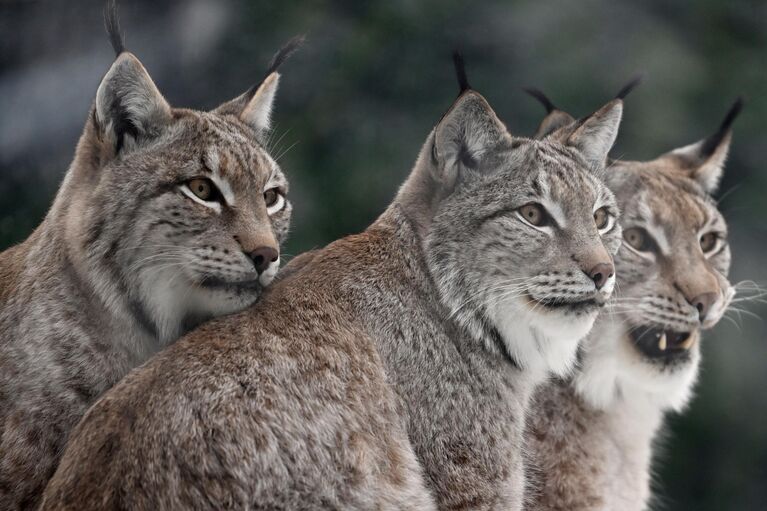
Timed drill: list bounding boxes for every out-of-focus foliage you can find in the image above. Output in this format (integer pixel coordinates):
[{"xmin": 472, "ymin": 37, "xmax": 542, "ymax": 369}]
[{"xmin": 1, "ymin": 1, "xmax": 765, "ymax": 508}]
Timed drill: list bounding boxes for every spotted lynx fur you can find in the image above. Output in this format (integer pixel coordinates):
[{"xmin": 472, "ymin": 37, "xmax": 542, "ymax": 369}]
[
  {"xmin": 40, "ymin": 57, "xmax": 626, "ymax": 511},
  {"xmin": 0, "ymin": 7, "xmax": 298, "ymax": 508},
  {"xmin": 524, "ymin": 91, "xmax": 741, "ymax": 511}
]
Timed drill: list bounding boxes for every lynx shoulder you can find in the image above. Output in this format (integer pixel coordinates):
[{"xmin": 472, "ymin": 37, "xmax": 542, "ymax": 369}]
[
  {"xmin": 0, "ymin": 5, "xmax": 299, "ymax": 508},
  {"xmin": 42, "ymin": 58, "xmax": 625, "ymax": 510},
  {"xmin": 524, "ymin": 91, "xmax": 740, "ymax": 511}
]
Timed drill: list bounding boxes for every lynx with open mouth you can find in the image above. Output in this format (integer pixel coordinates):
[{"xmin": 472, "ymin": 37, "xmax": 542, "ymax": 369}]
[{"xmin": 630, "ymin": 325, "xmax": 697, "ymax": 358}]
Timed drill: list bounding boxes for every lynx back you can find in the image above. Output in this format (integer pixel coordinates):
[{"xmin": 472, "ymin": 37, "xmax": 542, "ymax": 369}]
[
  {"xmin": 42, "ymin": 59, "xmax": 624, "ymax": 511},
  {"xmin": 524, "ymin": 91, "xmax": 740, "ymax": 511},
  {"xmin": 0, "ymin": 7, "xmax": 298, "ymax": 508}
]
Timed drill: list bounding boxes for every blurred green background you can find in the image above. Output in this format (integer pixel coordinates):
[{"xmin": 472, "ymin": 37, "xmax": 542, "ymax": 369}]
[{"xmin": 1, "ymin": 1, "xmax": 765, "ymax": 508}]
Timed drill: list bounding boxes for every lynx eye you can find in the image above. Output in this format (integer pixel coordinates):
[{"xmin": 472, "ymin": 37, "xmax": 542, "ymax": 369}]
[
  {"xmin": 264, "ymin": 188, "xmax": 285, "ymax": 215},
  {"xmin": 623, "ymin": 227, "xmax": 656, "ymax": 254},
  {"xmin": 594, "ymin": 207, "xmax": 610, "ymax": 230},
  {"xmin": 700, "ymin": 232, "xmax": 720, "ymax": 254},
  {"xmin": 186, "ymin": 178, "xmax": 220, "ymax": 202},
  {"xmin": 264, "ymin": 188, "xmax": 278, "ymax": 207},
  {"xmin": 517, "ymin": 203, "xmax": 549, "ymax": 227}
]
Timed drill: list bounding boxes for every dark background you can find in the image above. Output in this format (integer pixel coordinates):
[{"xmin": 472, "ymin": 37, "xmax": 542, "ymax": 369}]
[{"xmin": 1, "ymin": 1, "xmax": 765, "ymax": 508}]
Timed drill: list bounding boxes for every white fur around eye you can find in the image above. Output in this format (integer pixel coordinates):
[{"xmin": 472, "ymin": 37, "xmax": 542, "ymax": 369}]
[
  {"xmin": 701, "ymin": 233, "xmax": 725, "ymax": 257},
  {"xmin": 514, "ymin": 209, "xmax": 554, "ymax": 234},
  {"xmin": 598, "ymin": 212, "xmax": 616, "ymax": 234},
  {"xmin": 621, "ymin": 241, "xmax": 654, "ymax": 260},
  {"xmin": 266, "ymin": 193, "xmax": 285, "ymax": 216},
  {"xmin": 709, "ymin": 238, "xmax": 724, "ymax": 255},
  {"xmin": 515, "ymin": 211, "xmax": 553, "ymax": 234},
  {"xmin": 180, "ymin": 185, "xmax": 222, "ymax": 213}
]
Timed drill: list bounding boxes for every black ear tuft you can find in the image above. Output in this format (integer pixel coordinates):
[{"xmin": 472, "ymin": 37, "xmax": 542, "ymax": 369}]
[
  {"xmin": 244, "ymin": 34, "xmax": 305, "ymax": 102},
  {"xmin": 700, "ymin": 97, "xmax": 744, "ymax": 157},
  {"xmin": 104, "ymin": 0, "xmax": 125, "ymax": 57},
  {"xmin": 452, "ymin": 51, "xmax": 471, "ymax": 95},
  {"xmin": 615, "ymin": 74, "xmax": 643, "ymax": 100},
  {"xmin": 266, "ymin": 34, "xmax": 305, "ymax": 76},
  {"xmin": 523, "ymin": 87, "xmax": 557, "ymax": 113}
]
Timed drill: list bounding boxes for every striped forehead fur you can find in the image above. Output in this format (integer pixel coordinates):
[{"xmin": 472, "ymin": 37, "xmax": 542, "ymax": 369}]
[
  {"xmin": 0, "ymin": 3, "xmax": 297, "ymax": 506},
  {"xmin": 619, "ymin": 165, "xmax": 713, "ymax": 222}
]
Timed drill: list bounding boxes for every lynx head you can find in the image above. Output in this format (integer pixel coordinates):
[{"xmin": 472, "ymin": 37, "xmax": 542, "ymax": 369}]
[
  {"xmin": 61, "ymin": 6, "xmax": 300, "ymax": 344},
  {"xmin": 398, "ymin": 55, "xmax": 623, "ymax": 378},
  {"xmin": 528, "ymin": 91, "xmax": 741, "ymax": 410}
]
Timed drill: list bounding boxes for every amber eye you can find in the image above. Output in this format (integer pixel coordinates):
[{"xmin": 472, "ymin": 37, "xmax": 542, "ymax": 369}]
[
  {"xmin": 518, "ymin": 203, "xmax": 548, "ymax": 227},
  {"xmin": 700, "ymin": 232, "xmax": 719, "ymax": 254},
  {"xmin": 264, "ymin": 188, "xmax": 285, "ymax": 215},
  {"xmin": 623, "ymin": 227, "xmax": 656, "ymax": 253},
  {"xmin": 264, "ymin": 188, "xmax": 279, "ymax": 208},
  {"xmin": 186, "ymin": 178, "xmax": 218, "ymax": 202},
  {"xmin": 594, "ymin": 207, "xmax": 610, "ymax": 230}
]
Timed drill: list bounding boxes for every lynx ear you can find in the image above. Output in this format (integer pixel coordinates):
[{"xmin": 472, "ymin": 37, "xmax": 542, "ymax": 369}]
[
  {"xmin": 95, "ymin": 53, "xmax": 172, "ymax": 153},
  {"xmin": 662, "ymin": 98, "xmax": 743, "ymax": 194},
  {"xmin": 214, "ymin": 35, "xmax": 303, "ymax": 135},
  {"xmin": 240, "ymin": 73, "xmax": 280, "ymax": 132},
  {"xmin": 543, "ymin": 77, "xmax": 638, "ymax": 168},
  {"xmin": 94, "ymin": 0, "xmax": 171, "ymax": 154},
  {"xmin": 432, "ymin": 53, "xmax": 507, "ymax": 187},
  {"xmin": 432, "ymin": 91, "xmax": 508, "ymax": 187},
  {"xmin": 524, "ymin": 88, "xmax": 576, "ymax": 139},
  {"xmin": 562, "ymin": 99, "xmax": 623, "ymax": 170},
  {"xmin": 215, "ymin": 72, "xmax": 281, "ymax": 134}
]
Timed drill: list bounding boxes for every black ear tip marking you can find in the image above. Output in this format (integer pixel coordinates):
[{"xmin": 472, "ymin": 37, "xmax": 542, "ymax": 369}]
[
  {"xmin": 721, "ymin": 96, "xmax": 745, "ymax": 131},
  {"xmin": 244, "ymin": 34, "xmax": 305, "ymax": 102},
  {"xmin": 266, "ymin": 34, "xmax": 306, "ymax": 76},
  {"xmin": 615, "ymin": 74, "xmax": 644, "ymax": 101},
  {"xmin": 104, "ymin": 0, "xmax": 125, "ymax": 57},
  {"xmin": 700, "ymin": 97, "xmax": 745, "ymax": 157},
  {"xmin": 452, "ymin": 50, "xmax": 471, "ymax": 95},
  {"xmin": 523, "ymin": 87, "xmax": 557, "ymax": 113}
]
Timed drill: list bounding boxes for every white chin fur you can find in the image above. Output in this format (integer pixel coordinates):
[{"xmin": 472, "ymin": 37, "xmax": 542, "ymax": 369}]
[
  {"xmin": 137, "ymin": 265, "xmax": 262, "ymax": 345},
  {"xmin": 488, "ymin": 297, "xmax": 597, "ymax": 379},
  {"xmin": 574, "ymin": 319, "xmax": 700, "ymax": 413},
  {"xmin": 600, "ymin": 273, "xmax": 616, "ymax": 298},
  {"xmin": 259, "ymin": 257, "xmax": 280, "ymax": 287}
]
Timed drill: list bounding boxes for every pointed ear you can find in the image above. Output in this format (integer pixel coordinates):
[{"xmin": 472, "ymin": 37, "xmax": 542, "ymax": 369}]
[
  {"xmin": 535, "ymin": 110, "xmax": 576, "ymax": 139},
  {"xmin": 524, "ymin": 88, "xmax": 576, "ymax": 139},
  {"xmin": 662, "ymin": 98, "xmax": 743, "ymax": 194},
  {"xmin": 214, "ymin": 35, "xmax": 303, "ymax": 136},
  {"xmin": 215, "ymin": 72, "xmax": 280, "ymax": 134},
  {"xmin": 95, "ymin": 52, "xmax": 171, "ymax": 153},
  {"xmin": 432, "ymin": 91, "xmax": 508, "ymax": 188},
  {"xmin": 558, "ymin": 99, "xmax": 623, "ymax": 169}
]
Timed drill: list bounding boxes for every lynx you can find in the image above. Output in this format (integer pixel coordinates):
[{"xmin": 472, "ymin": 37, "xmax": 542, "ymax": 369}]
[
  {"xmin": 523, "ymin": 90, "xmax": 740, "ymax": 511},
  {"xmin": 0, "ymin": 6, "xmax": 297, "ymax": 509},
  {"xmin": 42, "ymin": 57, "xmax": 623, "ymax": 510}
]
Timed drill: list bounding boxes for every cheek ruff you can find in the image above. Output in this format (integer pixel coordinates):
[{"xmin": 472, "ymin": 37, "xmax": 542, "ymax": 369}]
[{"xmin": 487, "ymin": 292, "xmax": 597, "ymax": 378}]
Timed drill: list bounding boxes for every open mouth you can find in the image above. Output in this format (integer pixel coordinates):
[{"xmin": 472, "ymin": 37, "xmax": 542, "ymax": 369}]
[{"xmin": 629, "ymin": 325, "xmax": 696, "ymax": 359}]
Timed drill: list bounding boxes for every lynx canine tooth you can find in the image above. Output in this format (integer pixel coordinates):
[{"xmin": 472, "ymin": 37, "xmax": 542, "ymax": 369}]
[
  {"xmin": 658, "ymin": 333, "xmax": 667, "ymax": 351},
  {"xmin": 680, "ymin": 335, "xmax": 695, "ymax": 350}
]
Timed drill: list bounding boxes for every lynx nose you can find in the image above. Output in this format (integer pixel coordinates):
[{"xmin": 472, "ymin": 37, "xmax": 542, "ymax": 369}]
[
  {"xmin": 248, "ymin": 247, "xmax": 279, "ymax": 275},
  {"xmin": 690, "ymin": 292, "xmax": 717, "ymax": 322},
  {"xmin": 587, "ymin": 262, "xmax": 614, "ymax": 290}
]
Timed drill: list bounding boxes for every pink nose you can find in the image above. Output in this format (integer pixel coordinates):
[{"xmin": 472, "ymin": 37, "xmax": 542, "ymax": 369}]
[
  {"xmin": 248, "ymin": 247, "xmax": 278, "ymax": 274},
  {"xmin": 586, "ymin": 262, "xmax": 614, "ymax": 290},
  {"xmin": 690, "ymin": 292, "xmax": 717, "ymax": 321}
]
